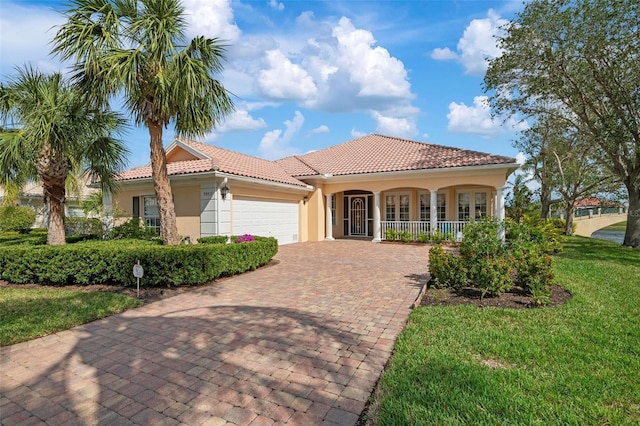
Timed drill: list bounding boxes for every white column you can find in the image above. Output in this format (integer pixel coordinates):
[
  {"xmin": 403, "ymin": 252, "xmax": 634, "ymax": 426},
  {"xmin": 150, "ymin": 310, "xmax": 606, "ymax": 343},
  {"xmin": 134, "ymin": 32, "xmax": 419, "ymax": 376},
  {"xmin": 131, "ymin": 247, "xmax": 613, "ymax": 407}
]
[
  {"xmin": 325, "ymin": 193, "xmax": 334, "ymax": 241},
  {"xmin": 496, "ymin": 187, "xmax": 506, "ymax": 241},
  {"xmin": 429, "ymin": 189, "xmax": 438, "ymax": 235},
  {"xmin": 372, "ymin": 192, "xmax": 381, "ymax": 242}
]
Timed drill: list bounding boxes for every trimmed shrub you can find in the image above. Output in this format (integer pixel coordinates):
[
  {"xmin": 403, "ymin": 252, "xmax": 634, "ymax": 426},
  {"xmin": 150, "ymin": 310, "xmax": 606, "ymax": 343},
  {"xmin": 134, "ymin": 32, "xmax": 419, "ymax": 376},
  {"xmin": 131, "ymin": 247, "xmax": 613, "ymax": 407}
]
[
  {"xmin": 197, "ymin": 235, "xmax": 228, "ymax": 244},
  {"xmin": 385, "ymin": 228, "xmax": 398, "ymax": 241},
  {"xmin": 0, "ymin": 206, "xmax": 36, "ymax": 233},
  {"xmin": 427, "ymin": 218, "xmax": 555, "ymax": 301},
  {"xmin": 416, "ymin": 232, "xmax": 430, "ymax": 244},
  {"xmin": 65, "ymin": 217, "xmax": 102, "ymax": 236},
  {"xmin": 108, "ymin": 218, "xmax": 160, "ymax": 241},
  {"xmin": 398, "ymin": 230, "xmax": 413, "ymax": 243},
  {"xmin": 0, "ymin": 237, "xmax": 278, "ymax": 286},
  {"xmin": 429, "ymin": 245, "xmax": 467, "ymax": 289}
]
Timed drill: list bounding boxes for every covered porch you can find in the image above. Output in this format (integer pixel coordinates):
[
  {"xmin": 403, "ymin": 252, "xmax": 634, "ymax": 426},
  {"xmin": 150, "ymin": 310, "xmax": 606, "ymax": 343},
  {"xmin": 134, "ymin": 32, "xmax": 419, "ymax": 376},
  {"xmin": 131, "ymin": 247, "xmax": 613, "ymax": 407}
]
[{"xmin": 322, "ymin": 186, "xmax": 506, "ymax": 242}]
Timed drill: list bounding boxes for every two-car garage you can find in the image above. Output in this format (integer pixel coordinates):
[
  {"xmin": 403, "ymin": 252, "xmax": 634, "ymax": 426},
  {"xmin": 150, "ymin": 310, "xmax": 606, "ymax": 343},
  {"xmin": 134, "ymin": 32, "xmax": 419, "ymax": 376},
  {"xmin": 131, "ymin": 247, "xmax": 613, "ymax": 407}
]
[{"xmin": 231, "ymin": 197, "xmax": 299, "ymax": 245}]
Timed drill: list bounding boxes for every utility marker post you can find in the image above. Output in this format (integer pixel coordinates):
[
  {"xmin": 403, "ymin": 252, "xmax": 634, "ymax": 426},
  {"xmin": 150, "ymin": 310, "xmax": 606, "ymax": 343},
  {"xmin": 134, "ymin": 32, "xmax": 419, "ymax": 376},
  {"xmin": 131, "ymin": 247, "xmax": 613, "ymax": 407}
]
[{"xmin": 133, "ymin": 261, "xmax": 144, "ymax": 298}]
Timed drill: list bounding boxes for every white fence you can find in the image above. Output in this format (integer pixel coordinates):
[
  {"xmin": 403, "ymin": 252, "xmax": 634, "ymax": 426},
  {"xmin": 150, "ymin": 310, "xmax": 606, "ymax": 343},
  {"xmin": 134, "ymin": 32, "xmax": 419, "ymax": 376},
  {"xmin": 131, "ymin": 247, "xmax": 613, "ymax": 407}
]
[{"xmin": 381, "ymin": 221, "xmax": 467, "ymax": 241}]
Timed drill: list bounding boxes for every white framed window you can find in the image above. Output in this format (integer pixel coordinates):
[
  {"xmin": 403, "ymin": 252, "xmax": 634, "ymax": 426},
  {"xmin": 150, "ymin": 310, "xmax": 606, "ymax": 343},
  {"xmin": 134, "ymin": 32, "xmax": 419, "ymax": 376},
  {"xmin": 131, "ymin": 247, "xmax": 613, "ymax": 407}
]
[
  {"xmin": 385, "ymin": 193, "xmax": 410, "ymax": 221},
  {"xmin": 437, "ymin": 193, "xmax": 447, "ymax": 221},
  {"xmin": 331, "ymin": 194, "xmax": 336, "ymax": 226},
  {"xmin": 456, "ymin": 190, "xmax": 489, "ymax": 221},
  {"xmin": 419, "ymin": 192, "xmax": 447, "ymax": 221},
  {"xmin": 66, "ymin": 205, "xmax": 85, "ymax": 218},
  {"xmin": 143, "ymin": 196, "xmax": 161, "ymax": 232}
]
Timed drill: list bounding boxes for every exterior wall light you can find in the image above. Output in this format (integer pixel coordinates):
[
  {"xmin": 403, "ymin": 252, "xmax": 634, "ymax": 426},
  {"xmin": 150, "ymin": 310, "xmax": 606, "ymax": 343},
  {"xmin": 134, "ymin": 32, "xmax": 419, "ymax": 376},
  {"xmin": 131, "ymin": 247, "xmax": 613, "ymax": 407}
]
[
  {"xmin": 220, "ymin": 183, "xmax": 230, "ymax": 200},
  {"xmin": 303, "ymin": 196, "xmax": 308, "ymax": 204}
]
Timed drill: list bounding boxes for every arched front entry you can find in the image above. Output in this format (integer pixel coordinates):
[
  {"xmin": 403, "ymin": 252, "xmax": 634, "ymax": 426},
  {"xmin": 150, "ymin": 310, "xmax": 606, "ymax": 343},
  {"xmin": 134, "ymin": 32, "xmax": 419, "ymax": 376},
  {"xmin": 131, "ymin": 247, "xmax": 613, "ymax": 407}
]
[{"xmin": 343, "ymin": 191, "xmax": 373, "ymax": 237}]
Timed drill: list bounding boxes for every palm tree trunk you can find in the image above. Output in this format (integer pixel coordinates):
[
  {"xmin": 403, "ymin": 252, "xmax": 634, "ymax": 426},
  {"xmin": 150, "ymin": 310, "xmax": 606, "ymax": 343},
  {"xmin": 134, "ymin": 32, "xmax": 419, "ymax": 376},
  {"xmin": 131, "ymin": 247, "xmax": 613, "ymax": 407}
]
[
  {"xmin": 45, "ymin": 183, "xmax": 66, "ymax": 245},
  {"xmin": 37, "ymin": 146, "xmax": 68, "ymax": 246},
  {"xmin": 147, "ymin": 120, "xmax": 180, "ymax": 245}
]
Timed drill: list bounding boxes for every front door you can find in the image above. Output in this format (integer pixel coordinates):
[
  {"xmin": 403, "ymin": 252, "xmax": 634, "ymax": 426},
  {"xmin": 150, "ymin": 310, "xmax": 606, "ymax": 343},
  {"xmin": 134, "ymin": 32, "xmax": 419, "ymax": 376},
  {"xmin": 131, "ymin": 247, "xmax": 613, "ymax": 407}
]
[{"xmin": 350, "ymin": 196, "xmax": 367, "ymax": 236}]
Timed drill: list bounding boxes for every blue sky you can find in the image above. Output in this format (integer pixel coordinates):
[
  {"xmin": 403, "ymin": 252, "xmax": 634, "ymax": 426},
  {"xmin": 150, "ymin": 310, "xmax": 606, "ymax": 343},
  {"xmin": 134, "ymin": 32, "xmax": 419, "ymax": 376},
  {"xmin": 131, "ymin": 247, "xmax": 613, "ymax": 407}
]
[{"xmin": 1, "ymin": 0, "xmax": 528, "ymax": 169}]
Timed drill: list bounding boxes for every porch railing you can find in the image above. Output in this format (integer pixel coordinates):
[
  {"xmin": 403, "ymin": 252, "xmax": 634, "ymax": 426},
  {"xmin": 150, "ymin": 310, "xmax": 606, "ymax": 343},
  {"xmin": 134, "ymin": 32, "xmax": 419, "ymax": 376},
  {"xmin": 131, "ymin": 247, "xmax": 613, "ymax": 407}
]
[{"xmin": 380, "ymin": 221, "xmax": 467, "ymax": 241}]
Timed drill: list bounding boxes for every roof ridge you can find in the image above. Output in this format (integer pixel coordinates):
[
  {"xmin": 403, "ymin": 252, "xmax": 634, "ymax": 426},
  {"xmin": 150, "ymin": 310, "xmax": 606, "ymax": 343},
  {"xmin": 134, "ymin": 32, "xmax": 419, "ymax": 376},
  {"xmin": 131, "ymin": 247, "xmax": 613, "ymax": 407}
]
[
  {"xmin": 291, "ymin": 155, "xmax": 321, "ymax": 175},
  {"xmin": 184, "ymin": 138, "xmax": 279, "ymax": 164}
]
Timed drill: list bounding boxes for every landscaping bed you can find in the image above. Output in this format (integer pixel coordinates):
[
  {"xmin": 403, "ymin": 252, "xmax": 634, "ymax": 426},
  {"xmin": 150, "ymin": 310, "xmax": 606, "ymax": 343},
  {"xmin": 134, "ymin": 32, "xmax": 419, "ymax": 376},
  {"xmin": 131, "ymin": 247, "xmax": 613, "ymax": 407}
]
[{"xmin": 421, "ymin": 284, "xmax": 572, "ymax": 309}]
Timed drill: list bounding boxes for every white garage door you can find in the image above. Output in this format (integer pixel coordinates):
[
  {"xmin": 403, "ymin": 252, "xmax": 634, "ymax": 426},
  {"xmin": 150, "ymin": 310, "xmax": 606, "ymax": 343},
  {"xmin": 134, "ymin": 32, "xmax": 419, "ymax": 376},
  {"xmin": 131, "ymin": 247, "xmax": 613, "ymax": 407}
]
[{"xmin": 233, "ymin": 197, "xmax": 299, "ymax": 245}]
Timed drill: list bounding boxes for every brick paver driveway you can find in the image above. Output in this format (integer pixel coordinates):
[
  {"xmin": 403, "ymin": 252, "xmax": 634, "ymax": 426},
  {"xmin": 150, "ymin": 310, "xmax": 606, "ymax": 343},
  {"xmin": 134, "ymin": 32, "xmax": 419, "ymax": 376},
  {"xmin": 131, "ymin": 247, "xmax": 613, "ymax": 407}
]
[{"xmin": 0, "ymin": 240, "xmax": 429, "ymax": 425}]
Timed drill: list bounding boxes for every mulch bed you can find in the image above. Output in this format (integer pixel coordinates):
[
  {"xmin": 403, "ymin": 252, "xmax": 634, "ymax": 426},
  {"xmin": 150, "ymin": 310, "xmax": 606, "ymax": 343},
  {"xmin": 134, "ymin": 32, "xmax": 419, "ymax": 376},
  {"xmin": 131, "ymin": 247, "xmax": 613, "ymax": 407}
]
[{"xmin": 421, "ymin": 284, "xmax": 572, "ymax": 309}]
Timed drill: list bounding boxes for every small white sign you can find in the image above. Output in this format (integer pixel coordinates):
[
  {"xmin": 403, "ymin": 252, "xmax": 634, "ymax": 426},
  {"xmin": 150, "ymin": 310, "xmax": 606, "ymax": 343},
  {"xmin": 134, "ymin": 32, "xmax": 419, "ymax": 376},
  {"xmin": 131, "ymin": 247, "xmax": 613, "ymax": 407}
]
[{"xmin": 133, "ymin": 264, "xmax": 144, "ymax": 278}]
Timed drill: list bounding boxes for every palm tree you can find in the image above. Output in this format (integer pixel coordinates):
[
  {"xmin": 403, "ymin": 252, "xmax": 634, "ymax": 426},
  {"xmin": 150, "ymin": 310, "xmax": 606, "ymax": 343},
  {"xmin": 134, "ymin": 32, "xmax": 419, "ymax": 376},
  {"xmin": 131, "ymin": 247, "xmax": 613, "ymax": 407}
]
[
  {"xmin": 52, "ymin": 0, "xmax": 235, "ymax": 245},
  {"xmin": 0, "ymin": 67, "xmax": 128, "ymax": 245}
]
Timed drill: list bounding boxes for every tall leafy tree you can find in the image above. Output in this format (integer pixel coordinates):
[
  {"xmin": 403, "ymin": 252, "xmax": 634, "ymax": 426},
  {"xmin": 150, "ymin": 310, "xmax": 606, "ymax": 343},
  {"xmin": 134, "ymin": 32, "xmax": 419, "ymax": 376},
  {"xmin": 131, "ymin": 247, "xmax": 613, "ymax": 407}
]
[
  {"xmin": 52, "ymin": 0, "xmax": 235, "ymax": 245},
  {"xmin": 0, "ymin": 67, "xmax": 128, "ymax": 245},
  {"xmin": 485, "ymin": 0, "xmax": 640, "ymax": 247}
]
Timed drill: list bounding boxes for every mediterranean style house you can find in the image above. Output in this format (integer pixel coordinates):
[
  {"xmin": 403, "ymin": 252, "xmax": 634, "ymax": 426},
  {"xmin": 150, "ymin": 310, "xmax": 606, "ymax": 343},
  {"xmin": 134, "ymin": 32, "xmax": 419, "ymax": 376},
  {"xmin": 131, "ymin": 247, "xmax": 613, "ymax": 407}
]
[{"xmin": 109, "ymin": 134, "xmax": 519, "ymax": 244}]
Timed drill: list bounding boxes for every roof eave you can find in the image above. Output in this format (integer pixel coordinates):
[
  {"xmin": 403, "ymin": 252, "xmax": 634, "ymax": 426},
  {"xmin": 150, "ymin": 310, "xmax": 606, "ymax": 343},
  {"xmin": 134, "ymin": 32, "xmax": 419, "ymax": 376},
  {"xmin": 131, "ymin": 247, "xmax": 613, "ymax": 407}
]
[
  {"xmin": 298, "ymin": 162, "xmax": 520, "ymax": 183},
  {"xmin": 116, "ymin": 170, "xmax": 313, "ymax": 192}
]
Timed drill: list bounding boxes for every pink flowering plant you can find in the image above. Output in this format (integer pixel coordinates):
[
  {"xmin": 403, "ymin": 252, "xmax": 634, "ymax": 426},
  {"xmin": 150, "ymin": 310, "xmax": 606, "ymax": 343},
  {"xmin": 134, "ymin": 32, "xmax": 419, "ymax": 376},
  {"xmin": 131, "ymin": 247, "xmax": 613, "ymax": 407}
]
[{"xmin": 236, "ymin": 234, "xmax": 255, "ymax": 243}]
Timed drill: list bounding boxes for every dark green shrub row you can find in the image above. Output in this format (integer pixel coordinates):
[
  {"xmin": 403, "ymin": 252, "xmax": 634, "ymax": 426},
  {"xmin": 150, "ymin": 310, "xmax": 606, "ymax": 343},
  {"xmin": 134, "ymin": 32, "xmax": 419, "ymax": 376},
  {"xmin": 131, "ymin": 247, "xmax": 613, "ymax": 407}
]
[
  {"xmin": 0, "ymin": 237, "xmax": 278, "ymax": 286},
  {"xmin": 429, "ymin": 218, "xmax": 555, "ymax": 303},
  {"xmin": 0, "ymin": 206, "xmax": 36, "ymax": 233},
  {"xmin": 107, "ymin": 218, "xmax": 160, "ymax": 241}
]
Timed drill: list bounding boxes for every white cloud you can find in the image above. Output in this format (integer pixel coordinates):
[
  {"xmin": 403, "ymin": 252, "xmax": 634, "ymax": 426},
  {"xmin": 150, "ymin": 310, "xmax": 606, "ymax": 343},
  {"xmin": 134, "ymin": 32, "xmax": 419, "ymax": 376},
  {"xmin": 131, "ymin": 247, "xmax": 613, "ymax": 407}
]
[
  {"xmin": 430, "ymin": 47, "xmax": 458, "ymax": 61},
  {"xmin": 216, "ymin": 109, "xmax": 267, "ymax": 132},
  {"xmin": 447, "ymin": 95, "xmax": 527, "ymax": 137},
  {"xmin": 515, "ymin": 152, "xmax": 527, "ymax": 165},
  {"xmin": 182, "ymin": 0, "xmax": 241, "ymax": 42},
  {"xmin": 432, "ymin": 9, "xmax": 507, "ymax": 75},
  {"xmin": 259, "ymin": 111, "xmax": 305, "ymax": 159},
  {"xmin": 351, "ymin": 129, "xmax": 367, "ymax": 139},
  {"xmin": 371, "ymin": 111, "xmax": 418, "ymax": 139},
  {"xmin": 0, "ymin": 3, "xmax": 64, "ymax": 74},
  {"xmin": 257, "ymin": 50, "xmax": 318, "ymax": 100},
  {"xmin": 307, "ymin": 125, "xmax": 330, "ymax": 136},
  {"xmin": 331, "ymin": 17, "xmax": 411, "ymax": 98},
  {"xmin": 268, "ymin": 0, "xmax": 284, "ymax": 11}
]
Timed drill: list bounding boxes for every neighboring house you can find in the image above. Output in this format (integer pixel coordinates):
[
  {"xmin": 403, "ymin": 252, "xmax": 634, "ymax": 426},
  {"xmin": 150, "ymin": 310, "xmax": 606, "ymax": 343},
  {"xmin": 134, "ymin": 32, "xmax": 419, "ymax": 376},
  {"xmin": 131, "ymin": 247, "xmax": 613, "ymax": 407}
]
[
  {"xmin": 0, "ymin": 180, "xmax": 97, "ymax": 228},
  {"xmin": 111, "ymin": 134, "xmax": 519, "ymax": 245}
]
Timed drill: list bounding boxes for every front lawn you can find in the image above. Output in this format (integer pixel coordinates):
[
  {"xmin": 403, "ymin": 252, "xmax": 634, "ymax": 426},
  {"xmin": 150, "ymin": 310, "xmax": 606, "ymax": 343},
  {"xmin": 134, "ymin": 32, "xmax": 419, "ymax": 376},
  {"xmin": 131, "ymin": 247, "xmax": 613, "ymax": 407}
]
[
  {"xmin": 372, "ymin": 236, "xmax": 640, "ymax": 425},
  {"xmin": 0, "ymin": 287, "xmax": 140, "ymax": 346}
]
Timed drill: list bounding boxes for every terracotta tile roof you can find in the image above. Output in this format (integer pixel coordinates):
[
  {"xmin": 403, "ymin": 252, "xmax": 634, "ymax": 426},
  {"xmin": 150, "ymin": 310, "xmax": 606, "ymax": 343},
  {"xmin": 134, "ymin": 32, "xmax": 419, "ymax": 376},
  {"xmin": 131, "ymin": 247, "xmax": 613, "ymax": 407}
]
[
  {"xmin": 116, "ymin": 139, "xmax": 309, "ymax": 188},
  {"xmin": 279, "ymin": 134, "xmax": 517, "ymax": 177},
  {"xmin": 574, "ymin": 197, "xmax": 616, "ymax": 207}
]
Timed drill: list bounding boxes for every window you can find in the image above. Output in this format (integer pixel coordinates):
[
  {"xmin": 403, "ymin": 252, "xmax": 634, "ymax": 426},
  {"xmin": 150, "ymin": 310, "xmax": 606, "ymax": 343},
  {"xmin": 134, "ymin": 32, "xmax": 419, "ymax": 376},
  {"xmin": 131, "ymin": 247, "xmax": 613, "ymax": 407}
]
[
  {"xmin": 399, "ymin": 195, "xmax": 410, "ymax": 221},
  {"xmin": 385, "ymin": 193, "xmax": 410, "ymax": 221},
  {"xmin": 437, "ymin": 193, "xmax": 447, "ymax": 221},
  {"xmin": 458, "ymin": 193, "xmax": 470, "ymax": 221},
  {"xmin": 385, "ymin": 195, "xmax": 396, "ymax": 221},
  {"xmin": 419, "ymin": 193, "xmax": 430, "ymax": 221},
  {"xmin": 143, "ymin": 196, "xmax": 161, "ymax": 232},
  {"xmin": 331, "ymin": 194, "xmax": 336, "ymax": 226},
  {"xmin": 420, "ymin": 192, "xmax": 447, "ymax": 221},
  {"xmin": 475, "ymin": 193, "xmax": 487, "ymax": 218},
  {"xmin": 456, "ymin": 190, "xmax": 489, "ymax": 221},
  {"xmin": 66, "ymin": 205, "xmax": 85, "ymax": 218}
]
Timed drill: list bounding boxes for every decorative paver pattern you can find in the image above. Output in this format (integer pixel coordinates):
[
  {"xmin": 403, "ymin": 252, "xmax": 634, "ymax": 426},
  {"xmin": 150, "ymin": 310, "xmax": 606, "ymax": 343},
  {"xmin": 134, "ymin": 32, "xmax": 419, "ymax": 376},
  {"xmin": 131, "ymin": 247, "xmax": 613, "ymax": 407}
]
[{"xmin": 0, "ymin": 240, "xmax": 428, "ymax": 425}]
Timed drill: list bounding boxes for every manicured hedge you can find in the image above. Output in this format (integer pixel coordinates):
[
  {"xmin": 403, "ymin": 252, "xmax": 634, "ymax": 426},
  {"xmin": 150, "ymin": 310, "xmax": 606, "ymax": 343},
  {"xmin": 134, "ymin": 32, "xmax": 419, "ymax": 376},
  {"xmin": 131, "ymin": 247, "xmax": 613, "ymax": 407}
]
[{"xmin": 0, "ymin": 237, "xmax": 278, "ymax": 286}]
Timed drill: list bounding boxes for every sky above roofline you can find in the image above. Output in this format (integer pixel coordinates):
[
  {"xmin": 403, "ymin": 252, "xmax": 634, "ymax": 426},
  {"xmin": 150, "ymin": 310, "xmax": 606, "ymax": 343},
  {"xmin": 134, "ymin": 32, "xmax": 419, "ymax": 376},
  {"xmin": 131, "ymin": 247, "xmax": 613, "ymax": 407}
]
[{"xmin": 0, "ymin": 0, "xmax": 529, "ymax": 172}]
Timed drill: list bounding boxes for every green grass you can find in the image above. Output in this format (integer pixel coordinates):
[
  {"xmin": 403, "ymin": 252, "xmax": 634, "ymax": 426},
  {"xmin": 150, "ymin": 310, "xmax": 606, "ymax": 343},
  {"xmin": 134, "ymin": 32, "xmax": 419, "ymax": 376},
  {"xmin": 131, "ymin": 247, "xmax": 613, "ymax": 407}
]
[
  {"xmin": 374, "ymin": 236, "xmax": 640, "ymax": 425},
  {"xmin": 601, "ymin": 221, "xmax": 627, "ymax": 232},
  {"xmin": 0, "ymin": 287, "xmax": 140, "ymax": 346}
]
